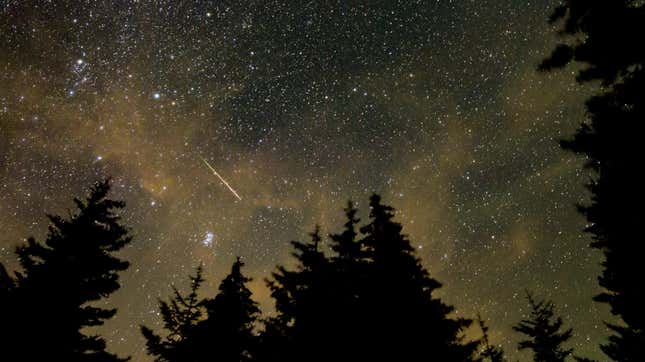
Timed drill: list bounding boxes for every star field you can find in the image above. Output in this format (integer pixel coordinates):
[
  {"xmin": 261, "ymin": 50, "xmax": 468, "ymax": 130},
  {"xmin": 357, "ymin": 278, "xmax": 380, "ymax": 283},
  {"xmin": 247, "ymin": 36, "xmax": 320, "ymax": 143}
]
[{"xmin": 0, "ymin": 1, "xmax": 607, "ymax": 360}]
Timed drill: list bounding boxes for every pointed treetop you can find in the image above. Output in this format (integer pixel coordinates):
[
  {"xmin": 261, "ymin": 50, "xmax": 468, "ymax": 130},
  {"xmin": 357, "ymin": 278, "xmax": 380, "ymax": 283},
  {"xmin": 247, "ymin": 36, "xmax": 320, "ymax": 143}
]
[
  {"xmin": 513, "ymin": 291, "xmax": 573, "ymax": 362},
  {"xmin": 330, "ymin": 201, "xmax": 361, "ymax": 259}
]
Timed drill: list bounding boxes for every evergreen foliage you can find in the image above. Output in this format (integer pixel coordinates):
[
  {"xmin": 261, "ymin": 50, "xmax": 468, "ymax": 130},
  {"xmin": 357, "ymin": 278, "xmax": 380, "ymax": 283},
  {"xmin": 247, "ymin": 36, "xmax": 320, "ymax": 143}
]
[
  {"xmin": 0, "ymin": 179, "xmax": 131, "ymax": 361},
  {"xmin": 263, "ymin": 194, "xmax": 478, "ymax": 361},
  {"xmin": 541, "ymin": 2, "xmax": 645, "ymax": 358},
  {"xmin": 142, "ymin": 258, "xmax": 259, "ymax": 362},
  {"xmin": 478, "ymin": 315, "xmax": 506, "ymax": 362},
  {"xmin": 513, "ymin": 292, "xmax": 573, "ymax": 362},
  {"xmin": 141, "ymin": 266, "xmax": 205, "ymax": 362}
]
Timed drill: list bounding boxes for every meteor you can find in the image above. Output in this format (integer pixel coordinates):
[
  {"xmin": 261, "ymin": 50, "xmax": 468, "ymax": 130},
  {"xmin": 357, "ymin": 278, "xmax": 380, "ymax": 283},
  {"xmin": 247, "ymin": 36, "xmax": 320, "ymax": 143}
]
[{"xmin": 200, "ymin": 156, "xmax": 242, "ymax": 201}]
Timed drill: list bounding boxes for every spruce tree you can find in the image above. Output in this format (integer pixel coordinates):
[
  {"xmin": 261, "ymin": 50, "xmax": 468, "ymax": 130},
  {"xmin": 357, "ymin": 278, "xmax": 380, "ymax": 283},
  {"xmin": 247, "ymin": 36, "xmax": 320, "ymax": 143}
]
[
  {"xmin": 0, "ymin": 179, "xmax": 131, "ymax": 361},
  {"xmin": 0, "ymin": 263, "xmax": 14, "ymax": 299},
  {"xmin": 141, "ymin": 265, "xmax": 205, "ymax": 362},
  {"xmin": 196, "ymin": 257, "xmax": 260, "ymax": 362},
  {"xmin": 359, "ymin": 194, "xmax": 477, "ymax": 361},
  {"xmin": 327, "ymin": 201, "xmax": 366, "ymax": 360},
  {"xmin": 143, "ymin": 259, "xmax": 260, "ymax": 362},
  {"xmin": 261, "ymin": 207, "xmax": 366, "ymax": 362},
  {"xmin": 263, "ymin": 226, "xmax": 334, "ymax": 362},
  {"xmin": 477, "ymin": 315, "xmax": 506, "ymax": 362},
  {"xmin": 541, "ymin": 2, "xmax": 645, "ymax": 359},
  {"xmin": 329, "ymin": 201, "xmax": 362, "ymax": 263},
  {"xmin": 539, "ymin": 1, "xmax": 644, "ymax": 85},
  {"xmin": 513, "ymin": 292, "xmax": 573, "ymax": 362},
  {"xmin": 263, "ymin": 195, "xmax": 478, "ymax": 361}
]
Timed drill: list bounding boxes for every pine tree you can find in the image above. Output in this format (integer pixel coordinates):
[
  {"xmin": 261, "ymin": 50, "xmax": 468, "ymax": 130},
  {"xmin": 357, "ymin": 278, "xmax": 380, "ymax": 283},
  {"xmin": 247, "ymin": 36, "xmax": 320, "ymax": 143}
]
[
  {"xmin": 539, "ymin": 1, "xmax": 643, "ymax": 85},
  {"xmin": 262, "ymin": 205, "xmax": 365, "ymax": 362},
  {"xmin": 141, "ymin": 265, "xmax": 205, "ymax": 362},
  {"xmin": 0, "ymin": 263, "xmax": 15, "ymax": 328},
  {"xmin": 477, "ymin": 315, "xmax": 506, "ymax": 362},
  {"xmin": 513, "ymin": 292, "xmax": 573, "ymax": 362},
  {"xmin": 0, "ymin": 263, "xmax": 14, "ymax": 298},
  {"xmin": 196, "ymin": 257, "xmax": 260, "ymax": 362},
  {"xmin": 326, "ymin": 201, "xmax": 366, "ymax": 360},
  {"xmin": 262, "ymin": 195, "xmax": 478, "ymax": 361},
  {"xmin": 541, "ymin": 2, "xmax": 645, "ymax": 360},
  {"xmin": 142, "ymin": 259, "xmax": 260, "ymax": 362},
  {"xmin": 359, "ymin": 194, "xmax": 478, "ymax": 361},
  {"xmin": 329, "ymin": 201, "xmax": 362, "ymax": 263},
  {"xmin": 263, "ymin": 226, "xmax": 334, "ymax": 362},
  {"xmin": 0, "ymin": 179, "xmax": 131, "ymax": 361}
]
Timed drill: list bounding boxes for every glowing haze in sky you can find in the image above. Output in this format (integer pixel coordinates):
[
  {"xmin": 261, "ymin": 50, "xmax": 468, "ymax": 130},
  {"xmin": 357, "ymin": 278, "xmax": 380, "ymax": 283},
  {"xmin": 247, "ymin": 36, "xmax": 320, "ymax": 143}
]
[{"xmin": 0, "ymin": 1, "xmax": 606, "ymax": 360}]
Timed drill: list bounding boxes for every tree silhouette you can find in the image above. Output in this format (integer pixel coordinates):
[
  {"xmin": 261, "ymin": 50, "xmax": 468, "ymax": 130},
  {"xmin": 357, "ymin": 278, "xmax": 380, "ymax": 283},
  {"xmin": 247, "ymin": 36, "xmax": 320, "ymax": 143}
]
[
  {"xmin": 326, "ymin": 201, "xmax": 368, "ymax": 361},
  {"xmin": 141, "ymin": 265, "xmax": 205, "ymax": 362},
  {"xmin": 0, "ymin": 179, "xmax": 131, "ymax": 361},
  {"xmin": 262, "ymin": 226, "xmax": 335, "ymax": 362},
  {"xmin": 0, "ymin": 263, "xmax": 14, "ymax": 300},
  {"xmin": 359, "ymin": 194, "xmax": 478, "ymax": 361},
  {"xmin": 513, "ymin": 292, "xmax": 573, "ymax": 362},
  {"xmin": 477, "ymin": 315, "xmax": 506, "ymax": 362},
  {"xmin": 541, "ymin": 2, "xmax": 645, "ymax": 359},
  {"xmin": 142, "ymin": 258, "xmax": 260, "ymax": 362},
  {"xmin": 262, "ymin": 194, "xmax": 478, "ymax": 361},
  {"xmin": 539, "ymin": 1, "xmax": 644, "ymax": 85},
  {"xmin": 573, "ymin": 358, "xmax": 598, "ymax": 362},
  {"xmin": 196, "ymin": 257, "xmax": 260, "ymax": 362},
  {"xmin": 329, "ymin": 201, "xmax": 362, "ymax": 263}
]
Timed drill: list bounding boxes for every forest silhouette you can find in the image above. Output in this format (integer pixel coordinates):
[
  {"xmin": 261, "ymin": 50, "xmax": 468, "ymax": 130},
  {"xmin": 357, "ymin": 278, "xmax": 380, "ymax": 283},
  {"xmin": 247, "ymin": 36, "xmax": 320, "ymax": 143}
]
[
  {"xmin": 0, "ymin": 181, "xmax": 603, "ymax": 362},
  {"xmin": 1, "ymin": 0, "xmax": 644, "ymax": 361},
  {"xmin": 540, "ymin": 0, "xmax": 645, "ymax": 360}
]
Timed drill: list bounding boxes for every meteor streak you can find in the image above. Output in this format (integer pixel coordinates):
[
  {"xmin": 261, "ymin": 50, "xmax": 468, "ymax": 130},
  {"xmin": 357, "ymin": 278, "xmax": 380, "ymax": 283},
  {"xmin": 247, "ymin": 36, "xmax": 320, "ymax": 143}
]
[{"xmin": 200, "ymin": 156, "xmax": 242, "ymax": 201}]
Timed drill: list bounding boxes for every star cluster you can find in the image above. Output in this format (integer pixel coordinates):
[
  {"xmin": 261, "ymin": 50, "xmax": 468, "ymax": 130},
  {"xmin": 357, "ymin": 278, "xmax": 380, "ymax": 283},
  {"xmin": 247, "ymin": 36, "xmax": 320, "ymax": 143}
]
[{"xmin": 0, "ymin": 1, "xmax": 606, "ymax": 360}]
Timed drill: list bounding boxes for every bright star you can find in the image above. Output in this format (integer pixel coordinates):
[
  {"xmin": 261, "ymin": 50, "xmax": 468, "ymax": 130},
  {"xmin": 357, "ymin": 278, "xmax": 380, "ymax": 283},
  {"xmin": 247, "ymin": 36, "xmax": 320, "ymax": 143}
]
[{"xmin": 202, "ymin": 232, "xmax": 214, "ymax": 247}]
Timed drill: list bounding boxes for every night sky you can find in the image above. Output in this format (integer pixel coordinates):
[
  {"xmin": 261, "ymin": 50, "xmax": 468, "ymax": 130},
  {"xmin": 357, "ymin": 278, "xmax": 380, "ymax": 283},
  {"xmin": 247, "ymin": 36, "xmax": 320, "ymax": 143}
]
[{"xmin": 1, "ymin": 1, "xmax": 608, "ymax": 360}]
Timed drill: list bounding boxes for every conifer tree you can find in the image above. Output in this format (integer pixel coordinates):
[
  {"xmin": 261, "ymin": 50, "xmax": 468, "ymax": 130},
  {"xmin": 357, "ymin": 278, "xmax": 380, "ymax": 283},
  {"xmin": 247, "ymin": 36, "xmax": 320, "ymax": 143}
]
[
  {"xmin": 142, "ymin": 259, "xmax": 260, "ymax": 362},
  {"xmin": 513, "ymin": 292, "xmax": 573, "ymax": 362},
  {"xmin": 261, "ymin": 206, "xmax": 365, "ymax": 362},
  {"xmin": 358, "ymin": 194, "xmax": 478, "ymax": 361},
  {"xmin": 541, "ymin": 2, "xmax": 645, "ymax": 359},
  {"xmin": 0, "ymin": 263, "xmax": 15, "ymax": 330},
  {"xmin": 478, "ymin": 315, "xmax": 506, "ymax": 362},
  {"xmin": 326, "ymin": 201, "xmax": 366, "ymax": 360},
  {"xmin": 263, "ymin": 195, "xmax": 478, "ymax": 361},
  {"xmin": 0, "ymin": 179, "xmax": 131, "ymax": 361},
  {"xmin": 539, "ymin": 1, "xmax": 643, "ymax": 85},
  {"xmin": 0, "ymin": 263, "xmax": 14, "ymax": 299},
  {"xmin": 141, "ymin": 265, "xmax": 205, "ymax": 362},
  {"xmin": 196, "ymin": 257, "xmax": 260, "ymax": 362},
  {"xmin": 263, "ymin": 226, "xmax": 334, "ymax": 362},
  {"xmin": 329, "ymin": 201, "xmax": 362, "ymax": 263}
]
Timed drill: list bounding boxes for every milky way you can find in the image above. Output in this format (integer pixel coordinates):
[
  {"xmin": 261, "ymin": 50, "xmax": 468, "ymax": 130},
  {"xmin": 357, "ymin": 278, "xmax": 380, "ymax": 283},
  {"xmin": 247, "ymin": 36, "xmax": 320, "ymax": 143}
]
[{"xmin": 1, "ymin": 1, "xmax": 607, "ymax": 360}]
